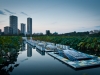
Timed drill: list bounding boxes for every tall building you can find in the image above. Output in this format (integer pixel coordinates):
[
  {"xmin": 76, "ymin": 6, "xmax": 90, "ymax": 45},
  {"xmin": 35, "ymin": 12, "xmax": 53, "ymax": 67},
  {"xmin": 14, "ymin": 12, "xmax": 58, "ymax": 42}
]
[
  {"xmin": 10, "ymin": 15, "xmax": 18, "ymax": 34},
  {"xmin": 21, "ymin": 23, "xmax": 25, "ymax": 34},
  {"xmin": 4, "ymin": 26, "xmax": 12, "ymax": 34},
  {"xmin": 18, "ymin": 29, "xmax": 21, "ymax": 34},
  {"xmin": 0, "ymin": 29, "xmax": 2, "ymax": 35},
  {"xmin": 27, "ymin": 18, "xmax": 32, "ymax": 35},
  {"xmin": 46, "ymin": 30, "xmax": 50, "ymax": 35}
]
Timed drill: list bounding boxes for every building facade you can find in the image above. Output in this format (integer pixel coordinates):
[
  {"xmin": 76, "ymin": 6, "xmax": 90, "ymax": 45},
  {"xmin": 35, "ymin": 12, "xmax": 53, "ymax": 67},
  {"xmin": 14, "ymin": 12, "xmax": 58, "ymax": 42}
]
[
  {"xmin": 46, "ymin": 30, "xmax": 50, "ymax": 35},
  {"xmin": 10, "ymin": 15, "xmax": 18, "ymax": 34},
  {"xmin": 21, "ymin": 23, "xmax": 25, "ymax": 34},
  {"xmin": 27, "ymin": 18, "xmax": 32, "ymax": 35},
  {"xmin": 89, "ymin": 30, "xmax": 100, "ymax": 34},
  {"xmin": 4, "ymin": 26, "xmax": 12, "ymax": 34},
  {"xmin": 18, "ymin": 29, "xmax": 21, "ymax": 34},
  {"xmin": 0, "ymin": 29, "xmax": 2, "ymax": 35}
]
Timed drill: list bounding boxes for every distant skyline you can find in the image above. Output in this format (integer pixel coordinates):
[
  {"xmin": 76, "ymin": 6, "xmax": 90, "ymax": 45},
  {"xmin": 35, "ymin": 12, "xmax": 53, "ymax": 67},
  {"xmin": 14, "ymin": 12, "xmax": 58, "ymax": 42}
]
[{"xmin": 0, "ymin": 0, "xmax": 100, "ymax": 34}]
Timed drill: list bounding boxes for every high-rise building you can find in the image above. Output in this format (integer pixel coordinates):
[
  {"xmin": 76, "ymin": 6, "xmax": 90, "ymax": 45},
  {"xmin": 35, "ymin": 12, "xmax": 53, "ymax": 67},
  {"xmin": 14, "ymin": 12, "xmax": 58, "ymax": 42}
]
[
  {"xmin": 4, "ymin": 26, "xmax": 12, "ymax": 34},
  {"xmin": 0, "ymin": 29, "xmax": 2, "ymax": 35},
  {"xmin": 10, "ymin": 15, "xmax": 18, "ymax": 34},
  {"xmin": 21, "ymin": 23, "xmax": 25, "ymax": 34},
  {"xmin": 18, "ymin": 29, "xmax": 21, "ymax": 34},
  {"xmin": 27, "ymin": 18, "xmax": 32, "ymax": 35},
  {"xmin": 46, "ymin": 30, "xmax": 50, "ymax": 35}
]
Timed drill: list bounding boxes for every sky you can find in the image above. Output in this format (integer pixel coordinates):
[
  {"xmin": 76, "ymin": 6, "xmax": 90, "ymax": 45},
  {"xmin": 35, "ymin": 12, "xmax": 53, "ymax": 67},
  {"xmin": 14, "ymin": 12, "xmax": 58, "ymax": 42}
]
[{"xmin": 0, "ymin": 0, "xmax": 100, "ymax": 34}]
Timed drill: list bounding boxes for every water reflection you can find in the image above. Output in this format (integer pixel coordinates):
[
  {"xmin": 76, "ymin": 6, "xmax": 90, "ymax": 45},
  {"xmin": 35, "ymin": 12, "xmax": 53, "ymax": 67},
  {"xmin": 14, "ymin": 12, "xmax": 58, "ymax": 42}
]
[
  {"xmin": 0, "ymin": 53, "xmax": 19, "ymax": 75},
  {"xmin": 27, "ymin": 44, "xmax": 32, "ymax": 57},
  {"xmin": 1, "ymin": 41, "xmax": 100, "ymax": 75},
  {"xmin": 21, "ymin": 41, "xmax": 26, "ymax": 51},
  {"xmin": 21, "ymin": 58, "xmax": 28, "ymax": 62},
  {"xmin": 36, "ymin": 48, "xmax": 45, "ymax": 56}
]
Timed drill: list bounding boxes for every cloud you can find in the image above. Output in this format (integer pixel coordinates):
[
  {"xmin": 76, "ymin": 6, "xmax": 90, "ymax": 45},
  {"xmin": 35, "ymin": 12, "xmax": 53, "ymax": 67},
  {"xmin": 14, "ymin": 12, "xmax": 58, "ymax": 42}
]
[
  {"xmin": 0, "ymin": 18, "xmax": 9, "ymax": 23},
  {"xmin": 0, "ymin": 10, "xmax": 5, "ymax": 15},
  {"xmin": 21, "ymin": 12, "xmax": 28, "ymax": 16},
  {"xmin": 81, "ymin": 27, "xmax": 85, "ymax": 28},
  {"xmin": 4, "ymin": 9, "xmax": 16, "ymax": 14},
  {"xmin": 95, "ymin": 26, "xmax": 100, "ymax": 28},
  {"xmin": 0, "ymin": 20, "xmax": 5, "ymax": 23},
  {"xmin": 51, "ymin": 22, "xmax": 57, "ymax": 24}
]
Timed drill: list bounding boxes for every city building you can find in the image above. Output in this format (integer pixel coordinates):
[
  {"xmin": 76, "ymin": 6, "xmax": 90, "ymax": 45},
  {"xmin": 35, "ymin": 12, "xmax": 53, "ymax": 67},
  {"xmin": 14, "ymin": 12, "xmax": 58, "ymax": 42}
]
[
  {"xmin": 27, "ymin": 18, "xmax": 32, "ymax": 35},
  {"xmin": 4, "ymin": 26, "xmax": 12, "ymax": 34},
  {"xmin": 21, "ymin": 23, "xmax": 25, "ymax": 34},
  {"xmin": 10, "ymin": 15, "xmax": 18, "ymax": 34},
  {"xmin": 46, "ymin": 30, "xmax": 50, "ymax": 35},
  {"xmin": 93, "ymin": 30, "xmax": 100, "ymax": 34},
  {"xmin": 33, "ymin": 33, "xmax": 43, "ymax": 35},
  {"xmin": 18, "ymin": 29, "xmax": 21, "ymax": 34},
  {"xmin": 0, "ymin": 29, "xmax": 2, "ymax": 35},
  {"xmin": 89, "ymin": 30, "xmax": 100, "ymax": 34},
  {"xmin": 89, "ymin": 31, "xmax": 94, "ymax": 34},
  {"xmin": 53, "ymin": 32, "xmax": 58, "ymax": 35}
]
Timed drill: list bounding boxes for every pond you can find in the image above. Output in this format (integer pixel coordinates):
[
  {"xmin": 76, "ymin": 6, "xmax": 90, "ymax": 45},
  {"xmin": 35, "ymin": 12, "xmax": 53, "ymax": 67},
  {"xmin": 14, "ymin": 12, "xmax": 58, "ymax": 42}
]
[{"xmin": 1, "ymin": 41, "xmax": 100, "ymax": 75}]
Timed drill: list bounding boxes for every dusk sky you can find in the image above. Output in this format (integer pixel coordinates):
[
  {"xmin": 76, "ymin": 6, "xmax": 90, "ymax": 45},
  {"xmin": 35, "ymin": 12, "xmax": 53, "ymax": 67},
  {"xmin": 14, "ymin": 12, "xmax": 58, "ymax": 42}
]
[{"xmin": 0, "ymin": 0, "xmax": 100, "ymax": 34}]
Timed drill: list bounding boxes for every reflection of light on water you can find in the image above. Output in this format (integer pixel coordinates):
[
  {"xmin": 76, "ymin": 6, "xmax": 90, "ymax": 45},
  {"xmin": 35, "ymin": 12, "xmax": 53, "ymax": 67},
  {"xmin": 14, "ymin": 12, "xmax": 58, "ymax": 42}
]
[
  {"xmin": 21, "ymin": 41, "xmax": 26, "ymax": 51},
  {"xmin": 3, "ymin": 41, "xmax": 100, "ymax": 75},
  {"xmin": 14, "ymin": 64, "xmax": 19, "ymax": 67},
  {"xmin": 18, "ymin": 51, "xmax": 25, "ymax": 54},
  {"xmin": 27, "ymin": 44, "xmax": 32, "ymax": 57},
  {"xmin": 21, "ymin": 58, "xmax": 28, "ymax": 62},
  {"xmin": 2, "ymin": 62, "xmax": 20, "ymax": 74},
  {"xmin": 36, "ymin": 48, "xmax": 45, "ymax": 56}
]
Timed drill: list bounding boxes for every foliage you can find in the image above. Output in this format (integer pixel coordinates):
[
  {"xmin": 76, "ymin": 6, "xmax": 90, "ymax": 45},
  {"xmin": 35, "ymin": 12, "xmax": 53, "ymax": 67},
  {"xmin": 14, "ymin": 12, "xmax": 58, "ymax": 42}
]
[
  {"xmin": 0, "ymin": 36, "xmax": 22, "ymax": 62},
  {"xmin": 32, "ymin": 35, "xmax": 100, "ymax": 54}
]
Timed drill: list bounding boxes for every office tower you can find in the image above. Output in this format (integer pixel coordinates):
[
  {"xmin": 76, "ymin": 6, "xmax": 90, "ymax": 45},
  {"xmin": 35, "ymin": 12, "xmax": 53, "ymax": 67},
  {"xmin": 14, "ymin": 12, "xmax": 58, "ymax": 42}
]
[
  {"xmin": 10, "ymin": 15, "xmax": 18, "ymax": 34},
  {"xmin": 27, "ymin": 18, "xmax": 32, "ymax": 35},
  {"xmin": 18, "ymin": 29, "xmax": 21, "ymax": 34},
  {"xmin": 4, "ymin": 26, "xmax": 12, "ymax": 34},
  {"xmin": 21, "ymin": 23, "xmax": 25, "ymax": 34},
  {"xmin": 27, "ymin": 44, "xmax": 32, "ymax": 57},
  {"xmin": 46, "ymin": 30, "xmax": 50, "ymax": 35}
]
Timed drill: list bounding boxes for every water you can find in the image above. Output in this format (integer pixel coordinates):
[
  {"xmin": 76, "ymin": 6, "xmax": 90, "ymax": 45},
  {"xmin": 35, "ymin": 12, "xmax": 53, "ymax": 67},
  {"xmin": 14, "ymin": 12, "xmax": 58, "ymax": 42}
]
[{"xmin": 1, "ymin": 41, "xmax": 100, "ymax": 75}]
